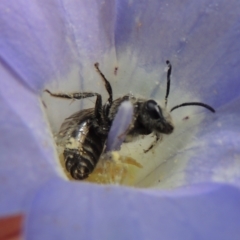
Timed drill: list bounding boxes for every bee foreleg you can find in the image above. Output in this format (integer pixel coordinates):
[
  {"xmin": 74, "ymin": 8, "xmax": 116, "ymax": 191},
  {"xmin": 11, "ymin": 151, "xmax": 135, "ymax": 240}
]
[{"xmin": 143, "ymin": 134, "xmax": 161, "ymax": 153}]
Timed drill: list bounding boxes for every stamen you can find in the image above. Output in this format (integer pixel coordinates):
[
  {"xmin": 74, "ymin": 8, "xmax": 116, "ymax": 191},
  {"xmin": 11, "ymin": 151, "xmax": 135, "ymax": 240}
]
[{"xmin": 106, "ymin": 101, "xmax": 134, "ymax": 152}]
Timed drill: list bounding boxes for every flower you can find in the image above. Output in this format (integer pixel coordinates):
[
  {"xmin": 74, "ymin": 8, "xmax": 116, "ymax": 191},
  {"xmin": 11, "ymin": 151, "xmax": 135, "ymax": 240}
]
[{"xmin": 0, "ymin": 0, "xmax": 240, "ymax": 239}]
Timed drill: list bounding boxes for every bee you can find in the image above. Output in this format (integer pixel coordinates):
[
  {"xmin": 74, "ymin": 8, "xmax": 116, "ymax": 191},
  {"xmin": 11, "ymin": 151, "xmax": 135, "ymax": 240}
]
[{"xmin": 45, "ymin": 61, "xmax": 215, "ymax": 180}]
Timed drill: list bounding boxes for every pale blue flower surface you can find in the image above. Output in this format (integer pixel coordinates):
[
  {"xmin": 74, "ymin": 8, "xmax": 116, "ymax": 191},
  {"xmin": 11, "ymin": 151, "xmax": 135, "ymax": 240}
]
[{"xmin": 0, "ymin": 0, "xmax": 240, "ymax": 239}]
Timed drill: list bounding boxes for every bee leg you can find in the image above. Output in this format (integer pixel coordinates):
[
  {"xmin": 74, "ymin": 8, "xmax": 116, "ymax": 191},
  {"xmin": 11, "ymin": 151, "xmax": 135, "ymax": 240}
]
[
  {"xmin": 45, "ymin": 89, "xmax": 99, "ymax": 101},
  {"xmin": 143, "ymin": 134, "xmax": 161, "ymax": 153},
  {"xmin": 94, "ymin": 63, "xmax": 113, "ymax": 115},
  {"xmin": 93, "ymin": 93, "xmax": 103, "ymax": 121},
  {"xmin": 45, "ymin": 89, "xmax": 104, "ymax": 122}
]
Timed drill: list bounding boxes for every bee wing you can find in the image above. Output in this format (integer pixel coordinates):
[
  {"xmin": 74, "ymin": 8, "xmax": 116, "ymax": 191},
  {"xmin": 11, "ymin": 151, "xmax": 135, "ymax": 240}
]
[{"xmin": 56, "ymin": 108, "xmax": 94, "ymax": 146}]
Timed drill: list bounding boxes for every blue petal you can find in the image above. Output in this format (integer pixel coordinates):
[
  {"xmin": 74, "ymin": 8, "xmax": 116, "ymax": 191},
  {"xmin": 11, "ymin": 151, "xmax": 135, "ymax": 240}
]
[
  {"xmin": 0, "ymin": 1, "xmax": 240, "ymax": 239},
  {"xmin": 0, "ymin": 63, "xmax": 58, "ymax": 214},
  {"xmin": 25, "ymin": 180, "xmax": 240, "ymax": 240},
  {"xmin": 0, "ymin": 0, "xmax": 75, "ymax": 91},
  {"xmin": 186, "ymin": 97, "xmax": 240, "ymax": 185},
  {"xmin": 114, "ymin": 0, "xmax": 240, "ymax": 106}
]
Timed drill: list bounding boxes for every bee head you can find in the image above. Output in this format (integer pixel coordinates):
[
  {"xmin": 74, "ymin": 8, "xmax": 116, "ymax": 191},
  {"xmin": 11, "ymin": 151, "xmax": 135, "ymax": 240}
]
[{"xmin": 141, "ymin": 99, "xmax": 174, "ymax": 134}]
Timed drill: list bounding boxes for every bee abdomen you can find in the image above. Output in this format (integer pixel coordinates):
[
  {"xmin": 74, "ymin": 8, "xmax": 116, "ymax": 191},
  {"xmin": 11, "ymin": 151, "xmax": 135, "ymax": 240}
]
[
  {"xmin": 64, "ymin": 149, "xmax": 94, "ymax": 180},
  {"xmin": 64, "ymin": 132, "xmax": 106, "ymax": 180}
]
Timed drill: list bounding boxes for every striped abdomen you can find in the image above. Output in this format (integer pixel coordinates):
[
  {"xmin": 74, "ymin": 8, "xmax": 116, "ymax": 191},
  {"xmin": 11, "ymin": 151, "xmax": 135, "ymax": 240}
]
[{"xmin": 64, "ymin": 120, "xmax": 107, "ymax": 180}]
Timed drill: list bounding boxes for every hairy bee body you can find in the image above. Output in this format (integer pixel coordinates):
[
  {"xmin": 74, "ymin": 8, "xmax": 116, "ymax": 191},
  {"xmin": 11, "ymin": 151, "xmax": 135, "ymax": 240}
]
[
  {"xmin": 46, "ymin": 61, "xmax": 214, "ymax": 180},
  {"xmin": 56, "ymin": 108, "xmax": 109, "ymax": 180},
  {"xmin": 109, "ymin": 94, "xmax": 173, "ymax": 142}
]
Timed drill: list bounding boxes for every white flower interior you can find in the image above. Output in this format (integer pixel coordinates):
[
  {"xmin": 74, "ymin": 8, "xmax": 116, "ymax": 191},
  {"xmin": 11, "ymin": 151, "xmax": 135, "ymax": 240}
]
[{"xmin": 42, "ymin": 56, "xmax": 210, "ymax": 189}]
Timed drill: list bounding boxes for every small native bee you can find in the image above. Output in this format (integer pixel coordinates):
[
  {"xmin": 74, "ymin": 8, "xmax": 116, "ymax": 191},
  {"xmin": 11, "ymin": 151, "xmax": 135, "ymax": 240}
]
[{"xmin": 45, "ymin": 61, "xmax": 215, "ymax": 180}]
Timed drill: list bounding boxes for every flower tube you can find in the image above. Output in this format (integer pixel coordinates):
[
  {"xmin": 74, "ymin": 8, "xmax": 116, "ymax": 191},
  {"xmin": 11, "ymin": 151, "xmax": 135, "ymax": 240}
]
[{"xmin": 0, "ymin": 0, "xmax": 240, "ymax": 239}]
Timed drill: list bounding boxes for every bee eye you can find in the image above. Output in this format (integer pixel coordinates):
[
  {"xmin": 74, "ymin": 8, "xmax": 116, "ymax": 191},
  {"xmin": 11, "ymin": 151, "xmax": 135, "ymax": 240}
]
[{"xmin": 146, "ymin": 100, "xmax": 162, "ymax": 119}]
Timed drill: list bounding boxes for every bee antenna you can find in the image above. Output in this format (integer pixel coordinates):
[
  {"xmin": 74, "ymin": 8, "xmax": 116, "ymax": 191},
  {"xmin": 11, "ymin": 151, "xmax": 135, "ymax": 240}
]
[
  {"xmin": 170, "ymin": 102, "xmax": 215, "ymax": 113},
  {"xmin": 165, "ymin": 60, "xmax": 172, "ymax": 108}
]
